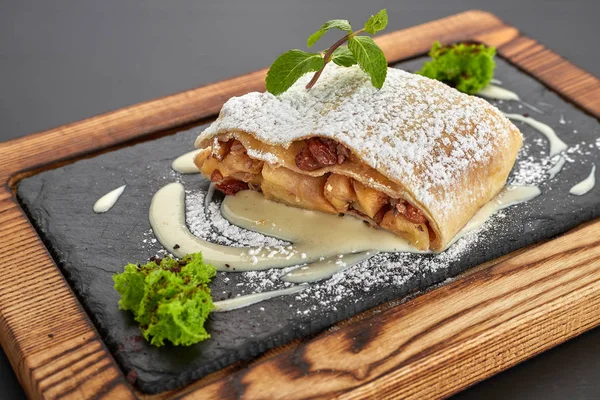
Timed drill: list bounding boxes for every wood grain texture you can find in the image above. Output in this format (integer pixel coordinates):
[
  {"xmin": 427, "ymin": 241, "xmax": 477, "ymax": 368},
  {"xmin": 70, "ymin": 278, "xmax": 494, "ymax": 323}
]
[
  {"xmin": 0, "ymin": 10, "xmax": 599, "ymax": 399},
  {"xmin": 181, "ymin": 221, "xmax": 600, "ymax": 399}
]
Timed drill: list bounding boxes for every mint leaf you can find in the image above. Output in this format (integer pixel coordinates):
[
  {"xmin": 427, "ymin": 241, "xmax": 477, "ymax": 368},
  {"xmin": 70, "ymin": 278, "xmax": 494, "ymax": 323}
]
[
  {"xmin": 266, "ymin": 50, "xmax": 324, "ymax": 95},
  {"xmin": 348, "ymin": 36, "xmax": 387, "ymax": 88},
  {"xmin": 364, "ymin": 9, "xmax": 388, "ymax": 34},
  {"xmin": 331, "ymin": 46, "xmax": 357, "ymax": 67},
  {"xmin": 307, "ymin": 19, "xmax": 352, "ymax": 48}
]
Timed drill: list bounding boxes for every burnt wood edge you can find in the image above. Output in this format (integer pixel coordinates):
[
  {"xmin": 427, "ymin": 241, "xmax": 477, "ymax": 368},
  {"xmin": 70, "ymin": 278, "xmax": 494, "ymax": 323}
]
[
  {"xmin": 177, "ymin": 221, "xmax": 600, "ymax": 399},
  {"xmin": 0, "ymin": 186, "xmax": 136, "ymax": 400},
  {"xmin": 0, "ymin": 9, "xmax": 597, "ymax": 400}
]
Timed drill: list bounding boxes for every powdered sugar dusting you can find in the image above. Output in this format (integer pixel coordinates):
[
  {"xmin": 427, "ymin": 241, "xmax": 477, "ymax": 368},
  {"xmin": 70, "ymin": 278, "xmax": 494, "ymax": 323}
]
[{"xmin": 246, "ymin": 147, "xmax": 279, "ymax": 165}]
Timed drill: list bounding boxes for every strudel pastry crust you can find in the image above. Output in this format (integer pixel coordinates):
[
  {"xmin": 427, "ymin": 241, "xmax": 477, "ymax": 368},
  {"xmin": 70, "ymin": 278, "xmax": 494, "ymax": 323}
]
[{"xmin": 194, "ymin": 64, "xmax": 522, "ymax": 250}]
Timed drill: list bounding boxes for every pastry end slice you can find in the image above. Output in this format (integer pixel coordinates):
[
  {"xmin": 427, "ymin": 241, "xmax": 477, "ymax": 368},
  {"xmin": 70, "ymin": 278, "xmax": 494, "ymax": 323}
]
[{"xmin": 194, "ymin": 65, "xmax": 522, "ymax": 251}]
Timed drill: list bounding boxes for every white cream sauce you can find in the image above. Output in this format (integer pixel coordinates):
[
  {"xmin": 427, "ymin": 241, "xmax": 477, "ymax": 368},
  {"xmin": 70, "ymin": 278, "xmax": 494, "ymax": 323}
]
[
  {"xmin": 479, "ymin": 86, "xmax": 543, "ymax": 114},
  {"xmin": 547, "ymin": 156, "xmax": 566, "ymax": 179},
  {"xmin": 287, "ymin": 185, "xmax": 540, "ymax": 281},
  {"xmin": 149, "ymin": 183, "xmax": 422, "ymax": 272},
  {"xmin": 504, "ymin": 113, "xmax": 568, "ymax": 157},
  {"xmin": 171, "ymin": 150, "xmax": 201, "ymax": 174},
  {"xmin": 569, "ymin": 165, "xmax": 596, "ymax": 196},
  {"xmin": 446, "ymin": 185, "xmax": 541, "ymax": 248},
  {"xmin": 221, "ymin": 191, "xmax": 422, "ymax": 253},
  {"xmin": 282, "ymin": 252, "xmax": 374, "ymax": 283},
  {"xmin": 281, "ymin": 185, "xmax": 540, "ymax": 282},
  {"xmin": 150, "ymin": 182, "xmax": 541, "ymax": 282},
  {"xmin": 213, "ymin": 285, "xmax": 308, "ymax": 312},
  {"xmin": 478, "ymin": 84, "xmax": 519, "ymax": 101},
  {"xmin": 204, "ymin": 183, "xmax": 216, "ymax": 210},
  {"xmin": 93, "ymin": 185, "xmax": 126, "ymax": 213}
]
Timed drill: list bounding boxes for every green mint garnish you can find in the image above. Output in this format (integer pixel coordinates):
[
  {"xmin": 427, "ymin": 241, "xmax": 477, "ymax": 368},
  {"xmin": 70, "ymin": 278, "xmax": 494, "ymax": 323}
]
[
  {"xmin": 364, "ymin": 9, "xmax": 389, "ymax": 34},
  {"xmin": 265, "ymin": 50, "xmax": 324, "ymax": 95},
  {"xmin": 348, "ymin": 36, "xmax": 387, "ymax": 88},
  {"xmin": 307, "ymin": 19, "xmax": 352, "ymax": 48},
  {"xmin": 113, "ymin": 253, "xmax": 216, "ymax": 347},
  {"xmin": 331, "ymin": 46, "xmax": 357, "ymax": 67},
  {"xmin": 266, "ymin": 9, "xmax": 389, "ymax": 95}
]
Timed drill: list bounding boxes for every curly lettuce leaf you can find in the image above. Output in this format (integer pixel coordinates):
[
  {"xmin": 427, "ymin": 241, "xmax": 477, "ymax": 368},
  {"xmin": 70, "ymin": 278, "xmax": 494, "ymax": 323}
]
[
  {"xmin": 417, "ymin": 41, "xmax": 496, "ymax": 94},
  {"xmin": 113, "ymin": 253, "xmax": 216, "ymax": 347}
]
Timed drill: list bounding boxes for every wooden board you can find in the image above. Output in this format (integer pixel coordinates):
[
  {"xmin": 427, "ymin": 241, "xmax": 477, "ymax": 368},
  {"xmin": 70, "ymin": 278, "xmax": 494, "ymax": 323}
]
[{"xmin": 0, "ymin": 10, "xmax": 599, "ymax": 399}]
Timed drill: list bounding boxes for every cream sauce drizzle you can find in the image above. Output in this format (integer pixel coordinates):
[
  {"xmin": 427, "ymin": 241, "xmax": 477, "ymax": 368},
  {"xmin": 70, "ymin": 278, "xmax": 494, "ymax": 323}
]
[
  {"xmin": 282, "ymin": 252, "xmax": 374, "ymax": 283},
  {"xmin": 569, "ymin": 165, "xmax": 596, "ymax": 196},
  {"xmin": 479, "ymin": 86, "xmax": 543, "ymax": 114},
  {"xmin": 478, "ymin": 84, "xmax": 519, "ymax": 101},
  {"xmin": 285, "ymin": 185, "xmax": 541, "ymax": 282},
  {"xmin": 204, "ymin": 183, "xmax": 216, "ymax": 210},
  {"xmin": 93, "ymin": 185, "xmax": 126, "ymax": 213},
  {"xmin": 221, "ymin": 191, "xmax": 422, "ymax": 253},
  {"xmin": 504, "ymin": 113, "xmax": 568, "ymax": 157},
  {"xmin": 149, "ymin": 183, "xmax": 422, "ymax": 271},
  {"xmin": 447, "ymin": 185, "xmax": 541, "ymax": 248},
  {"xmin": 547, "ymin": 156, "xmax": 566, "ymax": 179},
  {"xmin": 213, "ymin": 285, "xmax": 308, "ymax": 312},
  {"xmin": 150, "ymin": 183, "xmax": 541, "ymax": 280},
  {"xmin": 171, "ymin": 150, "xmax": 201, "ymax": 174}
]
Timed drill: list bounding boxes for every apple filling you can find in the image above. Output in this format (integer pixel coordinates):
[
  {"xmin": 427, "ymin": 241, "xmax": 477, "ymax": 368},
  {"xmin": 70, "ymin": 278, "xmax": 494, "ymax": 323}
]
[{"xmin": 196, "ymin": 138, "xmax": 433, "ymax": 250}]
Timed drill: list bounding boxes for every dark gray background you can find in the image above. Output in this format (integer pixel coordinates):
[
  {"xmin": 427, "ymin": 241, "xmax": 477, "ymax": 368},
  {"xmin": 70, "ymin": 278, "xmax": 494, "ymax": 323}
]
[{"xmin": 1, "ymin": 1, "xmax": 598, "ymax": 398}]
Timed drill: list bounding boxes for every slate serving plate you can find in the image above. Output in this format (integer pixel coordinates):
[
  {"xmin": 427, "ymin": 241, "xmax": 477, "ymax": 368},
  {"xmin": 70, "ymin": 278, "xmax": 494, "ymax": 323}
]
[{"xmin": 17, "ymin": 57, "xmax": 600, "ymax": 394}]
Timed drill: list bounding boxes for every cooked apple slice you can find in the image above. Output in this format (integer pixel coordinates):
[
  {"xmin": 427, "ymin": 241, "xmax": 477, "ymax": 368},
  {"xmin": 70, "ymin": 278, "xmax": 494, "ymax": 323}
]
[
  {"xmin": 380, "ymin": 210, "xmax": 430, "ymax": 250},
  {"xmin": 324, "ymin": 174, "xmax": 357, "ymax": 212},
  {"xmin": 196, "ymin": 145, "xmax": 263, "ymax": 185},
  {"xmin": 261, "ymin": 164, "xmax": 335, "ymax": 214},
  {"xmin": 352, "ymin": 180, "xmax": 389, "ymax": 219}
]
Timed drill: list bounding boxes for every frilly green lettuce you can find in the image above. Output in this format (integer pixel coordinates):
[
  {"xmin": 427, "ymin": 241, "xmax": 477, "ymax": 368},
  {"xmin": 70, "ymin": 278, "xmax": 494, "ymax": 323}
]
[
  {"xmin": 417, "ymin": 41, "xmax": 496, "ymax": 94},
  {"xmin": 113, "ymin": 253, "xmax": 216, "ymax": 347}
]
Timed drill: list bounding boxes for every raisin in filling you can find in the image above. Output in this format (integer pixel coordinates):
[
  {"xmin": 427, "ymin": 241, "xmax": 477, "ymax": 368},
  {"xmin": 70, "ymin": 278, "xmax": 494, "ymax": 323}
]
[
  {"xmin": 210, "ymin": 168, "xmax": 249, "ymax": 196},
  {"xmin": 295, "ymin": 138, "xmax": 350, "ymax": 171}
]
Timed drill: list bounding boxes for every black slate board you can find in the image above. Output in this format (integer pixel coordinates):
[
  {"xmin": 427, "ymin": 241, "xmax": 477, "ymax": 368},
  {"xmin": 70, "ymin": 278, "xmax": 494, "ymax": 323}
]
[{"xmin": 17, "ymin": 57, "xmax": 600, "ymax": 394}]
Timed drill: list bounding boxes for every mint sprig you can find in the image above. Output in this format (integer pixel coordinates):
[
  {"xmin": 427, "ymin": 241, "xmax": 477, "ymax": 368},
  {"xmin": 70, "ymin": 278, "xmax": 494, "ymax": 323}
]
[
  {"xmin": 364, "ymin": 9, "xmax": 388, "ymax": 34},
  {"xmin": 265, "ymin": 50, "xmax": 324, "ymax": 95},
  {"xmin": 331, "ymin": 46, "xmax": 357, "ymax": 67},
  {"xmin": 307, "ymin": 19, "xmax": 352, "ymax": 48},
  {"xmin": 266, "ymin": 9, "xmax": 389, "ymax": 95},
  {"xmin": 348, "ymin": 36, "xmax": 387, "ymax": 88}
]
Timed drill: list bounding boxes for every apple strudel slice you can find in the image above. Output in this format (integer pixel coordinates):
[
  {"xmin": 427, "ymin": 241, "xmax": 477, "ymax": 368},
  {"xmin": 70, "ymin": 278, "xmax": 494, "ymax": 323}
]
[{"xmin": 194, "ymin": 64, "xmax": 522, "ymax": 250}]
